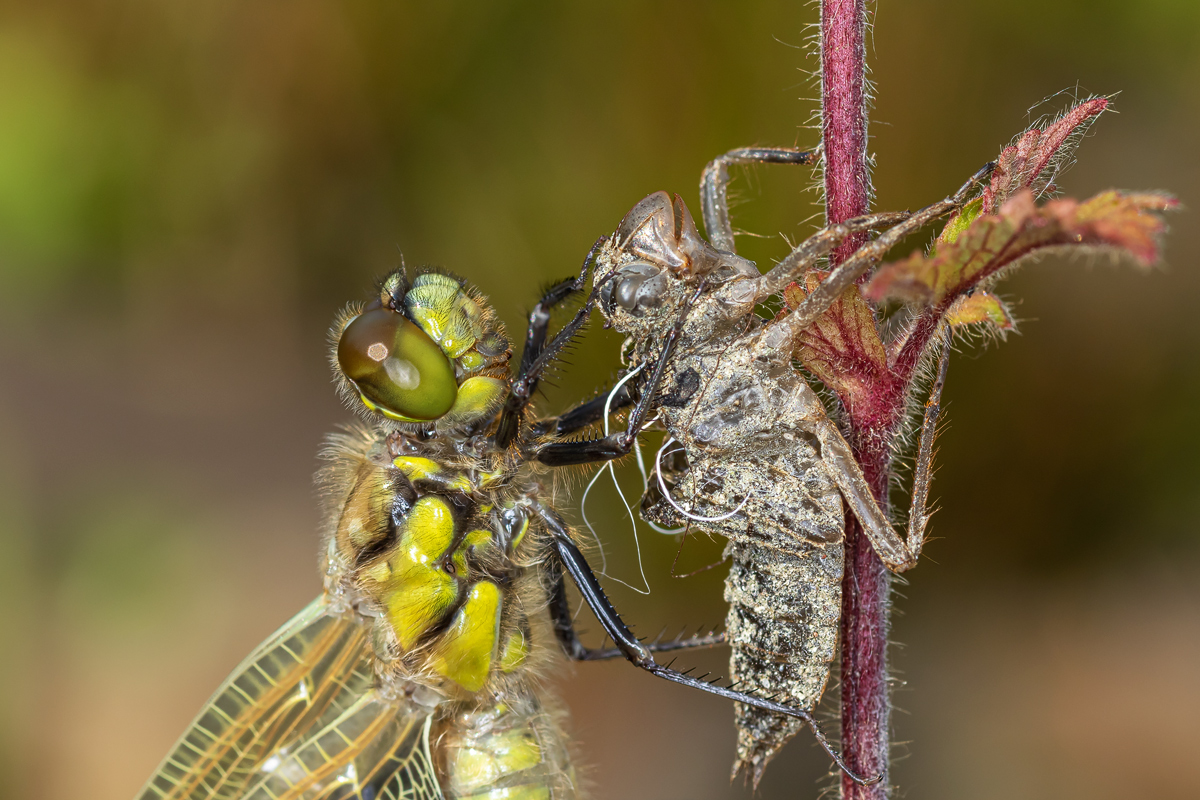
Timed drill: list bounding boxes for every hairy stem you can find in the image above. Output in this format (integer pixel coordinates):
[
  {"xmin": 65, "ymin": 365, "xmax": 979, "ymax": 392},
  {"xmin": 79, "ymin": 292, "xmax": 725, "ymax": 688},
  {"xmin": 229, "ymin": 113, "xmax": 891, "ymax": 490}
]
[
  {"xmin": 822, "ymin": 0, "xmax": 872, "ymax": 267},
  {"xmin": 839, "ymin": 432, "xmax": 892, "ymax": 799},
  {"xmin": 820, "ymin": 2, "xmax": 892, "ymax": 798}
]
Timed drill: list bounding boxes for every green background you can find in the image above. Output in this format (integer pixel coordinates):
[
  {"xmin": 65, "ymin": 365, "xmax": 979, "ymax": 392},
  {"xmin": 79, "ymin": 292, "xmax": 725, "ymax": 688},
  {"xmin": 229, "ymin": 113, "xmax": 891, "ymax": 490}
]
[{"xmin": 0, "ymin": 2, "xmax": 1196, "ymax": 798}]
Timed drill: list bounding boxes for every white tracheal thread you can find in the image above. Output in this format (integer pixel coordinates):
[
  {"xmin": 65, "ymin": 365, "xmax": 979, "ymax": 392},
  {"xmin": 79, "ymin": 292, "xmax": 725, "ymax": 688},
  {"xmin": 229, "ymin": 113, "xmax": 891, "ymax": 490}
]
[
  {"xmin": 638, "ymin": 434, "xmax": 687, "ymax": 535},
  {"xmin": 654, "ymin": 437, "xmax": 752, "ymax": 523},
  {"xmin": 579, "ymin": 364, "xmax": 651, "ymax": 595}
]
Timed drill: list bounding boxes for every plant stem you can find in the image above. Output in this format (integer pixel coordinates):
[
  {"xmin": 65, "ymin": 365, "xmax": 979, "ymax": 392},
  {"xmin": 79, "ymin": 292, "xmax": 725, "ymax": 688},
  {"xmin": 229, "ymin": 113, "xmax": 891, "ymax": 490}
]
[
  {"xmin": 838, "ymin": 431, "xmax": 893, "ymax": 800},
  {"xmin": 821, "ymin": 0, "xmax": 872, "ymax": 265},
  {"xmin": 820, "ymin": 1, "xmax": 893, "ymax": 798}
]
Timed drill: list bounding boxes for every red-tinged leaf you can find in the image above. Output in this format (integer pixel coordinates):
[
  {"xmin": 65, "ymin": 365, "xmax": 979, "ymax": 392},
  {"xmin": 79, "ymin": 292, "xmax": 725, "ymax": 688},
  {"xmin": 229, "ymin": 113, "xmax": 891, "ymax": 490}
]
[
  {"xmin": 945, "ymin": 291, "xmax": 1015, "ymax": 331},
  {"xmin": 785, "ymin": 272, "xmax": 890, "ymax": 414},
  {"xmin": 1057, "ymin": 190, "xmax": 1178, "ymax": 265},
  {"xmin": 866, "ymin": 189, "xmax": 1177, "ymax": 309},
  {"xmin": 982, "ymin": 98, "xmax": 1109, "ymax": 213}
]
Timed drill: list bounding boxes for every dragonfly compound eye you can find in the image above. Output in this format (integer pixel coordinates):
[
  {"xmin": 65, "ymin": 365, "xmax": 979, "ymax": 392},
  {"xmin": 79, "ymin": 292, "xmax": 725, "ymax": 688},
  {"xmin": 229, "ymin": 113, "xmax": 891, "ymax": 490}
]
[
  {"xmin": 601, "ymin": 261, "xmax": 667, "ymax": 315},
  {"xmin": 337, "ymin": 307, "xmax": 458, "ymax": 421}
]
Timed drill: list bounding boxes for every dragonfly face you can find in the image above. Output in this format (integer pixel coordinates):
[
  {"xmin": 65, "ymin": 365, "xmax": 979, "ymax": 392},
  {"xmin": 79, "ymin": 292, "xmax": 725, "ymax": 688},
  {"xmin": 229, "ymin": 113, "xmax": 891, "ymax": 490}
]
[
  {"xmin": 332, "ymin": 270, "xmax": 512, "ymax": 427},
  {"xmin": 596, "ymin": 191, "xmax": 764, "ymax": 351}
]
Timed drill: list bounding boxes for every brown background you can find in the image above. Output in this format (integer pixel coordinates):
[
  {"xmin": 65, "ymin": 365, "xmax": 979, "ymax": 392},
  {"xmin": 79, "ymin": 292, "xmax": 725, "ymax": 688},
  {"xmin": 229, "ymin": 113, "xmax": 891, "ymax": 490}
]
[{"xmin": 0, "ymin": 2, "xmax": 1196, "ymax": 799}]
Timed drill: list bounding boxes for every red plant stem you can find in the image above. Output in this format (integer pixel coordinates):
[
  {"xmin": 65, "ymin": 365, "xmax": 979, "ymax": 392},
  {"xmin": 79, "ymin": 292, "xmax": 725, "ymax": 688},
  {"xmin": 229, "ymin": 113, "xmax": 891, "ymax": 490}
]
[
  {"xmin": 839, "ymin": 432, "xmax": 892, "ymax": 799},
  {"xmin": 822, "ymin": 0, "xmax": 871, "ymax": 266},
  {"xmin": 892, "ymin": 309, "xmax": 941, "ymax": 387},
  {"xmin": 820, "ymin": 2, "xmax": 893, "ymax": 798}
]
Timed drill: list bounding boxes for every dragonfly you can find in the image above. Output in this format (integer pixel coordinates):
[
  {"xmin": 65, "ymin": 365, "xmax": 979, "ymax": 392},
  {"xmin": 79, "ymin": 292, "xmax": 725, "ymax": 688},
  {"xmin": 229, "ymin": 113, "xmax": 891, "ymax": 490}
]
[
  {"xmin": 535, "ymin": 147, "xmax": 994, "ymax": 785},
  {"xmin": 133, "ymin": 260, "xmax": 859, "ymax": 799}
]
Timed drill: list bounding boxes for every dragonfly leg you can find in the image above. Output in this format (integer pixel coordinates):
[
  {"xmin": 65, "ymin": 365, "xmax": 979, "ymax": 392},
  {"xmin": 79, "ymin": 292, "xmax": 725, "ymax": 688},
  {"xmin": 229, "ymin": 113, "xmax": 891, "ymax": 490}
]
[
  {"xmin": 495, "ymin": 237, "xmax": 607, "ymax": 446},
  {"xmin": 544, "ymin": 550, "xmax": 724, "ymax": 661},
  {"xmin": 533, "ymin": 502, "xmax": 879, "ymax": 786},
  {"xmin": 804, "ymin": 332, "xmax": 952, "ymax": 573},
  {"xmin": 535, "ymin": 281, "xmax": 705, "ymax": 467},
  {"xmin": 755, "ymin": 161, "xmax": 996, "ymax": 339},
  {"xmin": 700, "ymin": 147, "xmax": 817, "ymax": 253},
  {"xmin": 528, "ymin": 380, "xmax": 636, "ymax": 439}
]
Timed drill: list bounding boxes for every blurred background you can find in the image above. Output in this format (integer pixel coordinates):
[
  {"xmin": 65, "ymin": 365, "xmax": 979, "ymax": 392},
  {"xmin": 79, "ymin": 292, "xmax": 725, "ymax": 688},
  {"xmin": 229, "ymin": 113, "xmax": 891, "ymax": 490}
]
[{"xmin": 0, "ymin": 1, "xmax": 1196, "ymax": 798}]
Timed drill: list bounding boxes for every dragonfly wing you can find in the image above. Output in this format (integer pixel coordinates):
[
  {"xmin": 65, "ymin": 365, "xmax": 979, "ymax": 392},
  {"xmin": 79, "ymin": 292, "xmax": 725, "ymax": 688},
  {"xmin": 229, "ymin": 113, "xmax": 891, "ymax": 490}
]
[
  {"xmin": 137, "ymin": 596, "xmax": 375, "ymax": 800},
  {"xmin": 242, "ymin": 691, "xmax": 442, "ymax": 800}
]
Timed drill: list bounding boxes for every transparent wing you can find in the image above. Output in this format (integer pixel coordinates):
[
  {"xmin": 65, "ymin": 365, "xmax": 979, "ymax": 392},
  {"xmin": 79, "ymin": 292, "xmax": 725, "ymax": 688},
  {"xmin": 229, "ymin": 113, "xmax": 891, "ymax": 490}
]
[
  {"xmin": 136, "ymin": 596, "xmax": 445, "ymax": 800},
  {"xmin": 241, "ymin": 691, "xmax": 441, "ymax": 800}
]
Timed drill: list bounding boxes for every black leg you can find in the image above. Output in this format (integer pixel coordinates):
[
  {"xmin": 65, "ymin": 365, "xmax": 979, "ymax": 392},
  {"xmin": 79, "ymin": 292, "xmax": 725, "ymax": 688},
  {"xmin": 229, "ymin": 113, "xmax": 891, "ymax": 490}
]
[
  {"xmin": 528, "ymin": 380, "xmax": 636, "ymax": 439},
  {"xmin": 535, "ymin": 280, "xmax": 706, "ymax": 467},
  {"xmin": 533, "ymin": 503, "xmax": 878, "ymax": 786},
  {"xmin": 496, "ymin": 237, "xmax": 615, "ymax": 448},
  {"xmin": 494, "ymin": 275, "xmax": 583, "ymax": 447},
  {"xmin": 495, "ymin": 238, "xmax": 606, "ymax": 447},
  {"xmin": 545, "ymin": 551, "xmax": 724, "ymax": 661},
  {"xmin": 521, "ymin": 279, "xmax": 583, "ymax": 376},
  {"xmin": 534, "ymin": 434, "xmax": 635, "ymax": 467}
]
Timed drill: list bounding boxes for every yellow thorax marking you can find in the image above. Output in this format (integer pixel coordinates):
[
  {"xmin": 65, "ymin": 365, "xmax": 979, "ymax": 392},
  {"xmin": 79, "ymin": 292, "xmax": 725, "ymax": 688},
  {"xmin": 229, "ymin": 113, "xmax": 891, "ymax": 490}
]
[
  {"xmin": 463, "ymin": 528, "xmax": 493, "ymax": 559},
  {"xmin": 393, "ymin": 456, "xmax": 473, "ymax": 492},
  {"xmin": 477, "ymin": 468, "xmax": 505, "ymax": 489},
  {"xmin": 392, "ymin": 456, "xmax": 442, "ymax": 480},
  {"xmin": 360, "ymin": 488, "xmax": 510, "ymax": 690},
  {"xmin": 373, "ymin": 495, "xmax": 460, "ymax": 650},
  {"xmin": 510, "ymin": 515, "xmax": 530, "ymax": 551},
  {"xmin": 431, "ymin": 581, "xmax": 503, "ymax": 692},
  {"xmin": 392, "ymin": 457, "xmax": 508, "ymax": 496}
]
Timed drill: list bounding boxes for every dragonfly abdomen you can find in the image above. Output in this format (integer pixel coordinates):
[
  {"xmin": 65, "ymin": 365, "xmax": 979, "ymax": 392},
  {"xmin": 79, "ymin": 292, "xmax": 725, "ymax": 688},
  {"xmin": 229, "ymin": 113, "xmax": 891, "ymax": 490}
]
[
  {"xmin": 725, "ymin": 531, "xmax": 843, "ymax": 784},
  {"xmin": 666, "ymin": 430, "xmax": 847, "ymax": 785},
  {"xmin": 436, "ymin": 688, "xmax": 577, "ymax": 800}
]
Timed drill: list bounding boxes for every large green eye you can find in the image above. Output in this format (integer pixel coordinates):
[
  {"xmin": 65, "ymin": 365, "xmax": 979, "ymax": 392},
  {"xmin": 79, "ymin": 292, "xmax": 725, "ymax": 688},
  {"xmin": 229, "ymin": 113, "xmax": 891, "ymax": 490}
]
[{"xmin": 337, "ymin": 308, "xmax": 458, "ymax": 421}]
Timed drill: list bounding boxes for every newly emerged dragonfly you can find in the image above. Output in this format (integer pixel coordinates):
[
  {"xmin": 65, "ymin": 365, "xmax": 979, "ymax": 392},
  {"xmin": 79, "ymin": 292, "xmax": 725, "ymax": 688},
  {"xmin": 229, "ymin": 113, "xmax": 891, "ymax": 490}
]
[
  {"xmin": 134, "ymin": 263, "xmax": 858, "ymax": 800},
  {"xmin": 537, "ymin": 149, "xmax": 994, "ymax": 784}
]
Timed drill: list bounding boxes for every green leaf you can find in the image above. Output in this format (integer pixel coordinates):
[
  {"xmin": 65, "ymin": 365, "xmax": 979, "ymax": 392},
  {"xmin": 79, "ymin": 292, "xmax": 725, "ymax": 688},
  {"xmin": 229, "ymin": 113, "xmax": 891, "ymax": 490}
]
[
  {"xmin": 937, "ymin": 196, "xmax": 984, "ymax": 248},
  {"xmin": 945, "ymin": 291, "xmax": 1015, "ymax": 331}
]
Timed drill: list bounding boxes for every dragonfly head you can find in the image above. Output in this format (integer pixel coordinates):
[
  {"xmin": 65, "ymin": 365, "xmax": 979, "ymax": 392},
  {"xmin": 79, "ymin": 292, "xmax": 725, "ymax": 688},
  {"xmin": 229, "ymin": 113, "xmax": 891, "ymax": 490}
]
[
  {"xmin": 331, "ymin": 268, "xmax": 511, "ymax": 427},
  {"xmin": 610, "ymin": 191, "xmax": 722, "ymax": 278},
  {"xmin": 597, "ymin": 192, "xmax": 760, "ymax": 332}
]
